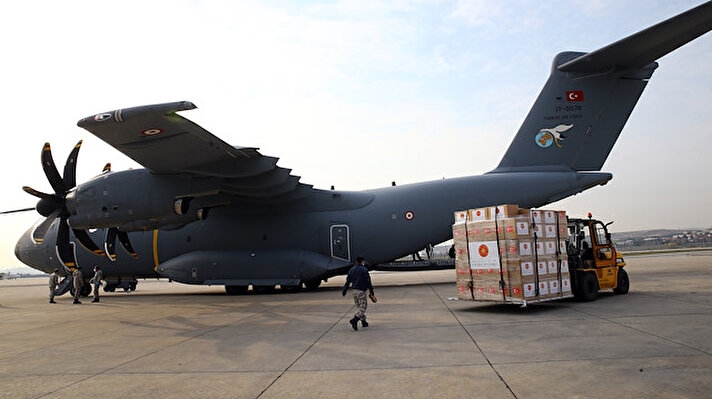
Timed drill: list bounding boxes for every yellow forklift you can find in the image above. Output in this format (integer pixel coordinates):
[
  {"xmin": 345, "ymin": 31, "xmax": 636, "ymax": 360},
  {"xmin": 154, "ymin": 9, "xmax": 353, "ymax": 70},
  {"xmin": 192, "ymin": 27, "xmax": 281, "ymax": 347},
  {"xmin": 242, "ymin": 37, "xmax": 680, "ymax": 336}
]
[{"xmin": 567, "ymin": 214, "xmax": 629, "ymax": 301}]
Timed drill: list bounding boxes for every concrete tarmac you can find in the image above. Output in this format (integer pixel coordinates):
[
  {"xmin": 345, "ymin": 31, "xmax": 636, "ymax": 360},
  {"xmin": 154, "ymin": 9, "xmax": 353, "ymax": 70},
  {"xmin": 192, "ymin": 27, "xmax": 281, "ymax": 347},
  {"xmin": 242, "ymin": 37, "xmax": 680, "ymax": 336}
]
[{"xmin": 0, "ymin": 254, "xmax": 710, "ymax": 398}]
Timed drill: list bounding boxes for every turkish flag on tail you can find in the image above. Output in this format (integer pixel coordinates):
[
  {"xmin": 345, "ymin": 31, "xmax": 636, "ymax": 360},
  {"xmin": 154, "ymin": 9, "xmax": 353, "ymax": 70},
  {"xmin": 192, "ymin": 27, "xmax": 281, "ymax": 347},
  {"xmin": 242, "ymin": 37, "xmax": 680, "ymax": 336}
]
[{"xmin": 566, "ymin": 90, "xmax": 584, "ymax": 102}]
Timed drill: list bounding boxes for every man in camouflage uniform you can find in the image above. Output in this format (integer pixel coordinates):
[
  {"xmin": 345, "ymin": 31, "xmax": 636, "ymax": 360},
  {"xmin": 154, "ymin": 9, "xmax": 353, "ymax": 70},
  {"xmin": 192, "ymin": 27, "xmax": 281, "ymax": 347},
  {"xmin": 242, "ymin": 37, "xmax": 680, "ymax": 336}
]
[
  {"xmin": 48, "ymin": 268, "xmax": 60, "ymax": 304},
  {"xmin": 72, "ymin": 268, "xmax": 84, "ymax": 305},
  {"xmin": 89, "ymin": 266, "xmax": 104, "ymax": 303},
  {"xmin": 342, "ymin": 256, "xmax": 375, "ymax": 331}
]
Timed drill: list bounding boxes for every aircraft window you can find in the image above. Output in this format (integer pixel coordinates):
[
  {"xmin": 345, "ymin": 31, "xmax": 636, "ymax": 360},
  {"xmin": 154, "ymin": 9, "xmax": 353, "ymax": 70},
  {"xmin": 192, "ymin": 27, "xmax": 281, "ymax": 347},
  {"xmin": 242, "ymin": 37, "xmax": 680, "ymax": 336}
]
[
  {"xmin": 595, "ymin": 223, "xmax": 609, "ymax": 245},
  {"xmin": 80, "ymin": 186, "xmax": 95, "ymax": 197}
]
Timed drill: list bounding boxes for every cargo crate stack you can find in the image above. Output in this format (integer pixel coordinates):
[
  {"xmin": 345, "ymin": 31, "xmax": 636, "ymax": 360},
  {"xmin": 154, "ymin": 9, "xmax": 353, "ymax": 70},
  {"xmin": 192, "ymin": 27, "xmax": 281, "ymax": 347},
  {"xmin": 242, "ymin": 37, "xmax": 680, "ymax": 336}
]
[{"xmin": 452, "ymin": 204, "xmax": 573, "ymax": 304}]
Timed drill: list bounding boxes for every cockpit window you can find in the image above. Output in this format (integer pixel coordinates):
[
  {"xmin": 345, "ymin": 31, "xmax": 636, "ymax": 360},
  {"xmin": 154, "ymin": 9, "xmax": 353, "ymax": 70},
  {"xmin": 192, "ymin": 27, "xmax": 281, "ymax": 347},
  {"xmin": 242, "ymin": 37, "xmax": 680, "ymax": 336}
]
[{"xmin": 80, "ymin": 186, "xmax": 95, "ymax": 197}]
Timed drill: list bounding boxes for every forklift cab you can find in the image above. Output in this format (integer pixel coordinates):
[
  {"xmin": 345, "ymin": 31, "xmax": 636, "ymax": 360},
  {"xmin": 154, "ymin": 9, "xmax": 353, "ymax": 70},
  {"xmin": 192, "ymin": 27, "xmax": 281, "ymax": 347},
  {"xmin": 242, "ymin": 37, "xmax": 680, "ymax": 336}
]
[{"xmin": 566, "ymin": 215, "xmax": 629, "ymax": 301}]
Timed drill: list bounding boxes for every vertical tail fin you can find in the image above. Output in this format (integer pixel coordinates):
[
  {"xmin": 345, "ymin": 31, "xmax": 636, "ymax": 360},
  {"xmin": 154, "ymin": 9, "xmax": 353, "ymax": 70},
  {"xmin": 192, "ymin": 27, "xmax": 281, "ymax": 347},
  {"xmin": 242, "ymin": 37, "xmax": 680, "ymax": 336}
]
[{"xmin": 493, "ymin": 1, "xmax": 712, "ymax": 173}]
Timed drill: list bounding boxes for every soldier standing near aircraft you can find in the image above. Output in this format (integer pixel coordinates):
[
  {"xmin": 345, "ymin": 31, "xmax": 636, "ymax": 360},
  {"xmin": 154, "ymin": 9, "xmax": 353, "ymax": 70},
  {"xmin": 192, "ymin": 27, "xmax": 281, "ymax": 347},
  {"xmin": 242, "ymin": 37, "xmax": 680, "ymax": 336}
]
[
  {"xmin": 48, "ymin": 268, "xmax": 59, "ymax": 304},
  {"xmin": 89, "ymin": 266, "xmax": 104, "ymax": 303},
  {"xmin": 342, "ymin": 256, "xmax": 375, "ymax": 331},
  {"xmin": 72, "ymin": 268, "xmax": 83, "ymax": 304}
]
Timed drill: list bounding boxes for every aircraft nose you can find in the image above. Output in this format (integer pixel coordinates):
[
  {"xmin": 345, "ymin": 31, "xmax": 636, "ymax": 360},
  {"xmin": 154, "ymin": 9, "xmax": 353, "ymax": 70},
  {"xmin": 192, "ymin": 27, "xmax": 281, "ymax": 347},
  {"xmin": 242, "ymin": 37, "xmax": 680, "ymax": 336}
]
[{"xmin": 15, "ymin": 224, "xmax": 54, "ymax": 274}]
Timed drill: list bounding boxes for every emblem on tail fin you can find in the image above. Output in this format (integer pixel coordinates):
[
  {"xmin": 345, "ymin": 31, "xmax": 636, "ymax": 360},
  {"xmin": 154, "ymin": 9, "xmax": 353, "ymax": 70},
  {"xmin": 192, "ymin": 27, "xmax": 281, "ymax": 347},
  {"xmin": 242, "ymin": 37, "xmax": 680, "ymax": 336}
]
[{"xmin": 535, "ymin": 124, "xmax": 573, "ymax": 148}]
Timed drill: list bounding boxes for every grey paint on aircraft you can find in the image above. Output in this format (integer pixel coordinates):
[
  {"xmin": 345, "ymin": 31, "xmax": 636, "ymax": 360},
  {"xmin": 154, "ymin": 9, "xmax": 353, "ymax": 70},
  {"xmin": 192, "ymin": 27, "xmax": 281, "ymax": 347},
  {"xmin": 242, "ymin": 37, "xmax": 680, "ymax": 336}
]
[{"xmin": 13, "ymin": 1, "xmax": 712, "ymax": 290}]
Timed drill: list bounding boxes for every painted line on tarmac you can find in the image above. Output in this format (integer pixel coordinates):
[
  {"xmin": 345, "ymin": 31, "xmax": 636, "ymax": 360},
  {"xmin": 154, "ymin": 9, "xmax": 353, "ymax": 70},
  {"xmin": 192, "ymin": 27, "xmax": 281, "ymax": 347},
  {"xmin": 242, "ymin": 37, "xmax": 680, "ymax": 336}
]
[
  {"xmin": 255, "ymin": 303, "xmax": 355, "ymax": 398},
  {"xmin": 570, "ymin": 307, "xmax": 712, "ymax": 356},
  {"xmin": 431, "ymin": 284, "xmax": 519, "ymax": 399},
  {"xmin": 36, "ymin": 304, "xmax": 282, "ymax": 399}
]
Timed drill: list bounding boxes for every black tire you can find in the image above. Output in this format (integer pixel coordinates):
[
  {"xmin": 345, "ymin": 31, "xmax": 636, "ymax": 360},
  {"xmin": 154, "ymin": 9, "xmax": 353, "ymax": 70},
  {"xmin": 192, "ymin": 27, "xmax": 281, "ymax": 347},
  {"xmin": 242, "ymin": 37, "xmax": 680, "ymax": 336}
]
[
  {"xmin": 281, "ymin": 284, "xmax": 301, "ymax": 293},
  {"xmin": 80, "ymin": 283, "xmax": 92, "ymax": 297},
  {"xmin": 303, "ymin": 279, "xmax": 321, "ymax": 291},
  {"xmin": 575, "ymin": 272, "xmax": 598, "ymax": 302},
  {"xmin": 613, "ymin": 268, "xmax": 630, "ymax": 295},
  {"xmin": 129, "ymin": 283, "xmax": 137, "ymax": 292},
  {"xmin": 225, "ymin": 285, "xmax": 248, "ymax": 295},
  {"xmin": 252, "ymin": 285, "xmax": 276, "ymax": 294}
]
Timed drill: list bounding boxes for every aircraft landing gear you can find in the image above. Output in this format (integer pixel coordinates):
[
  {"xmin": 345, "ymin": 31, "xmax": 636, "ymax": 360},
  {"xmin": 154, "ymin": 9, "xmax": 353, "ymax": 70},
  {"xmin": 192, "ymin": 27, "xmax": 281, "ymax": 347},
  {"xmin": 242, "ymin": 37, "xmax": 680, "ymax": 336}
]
[
  {"xmin": 281, "ymin": 284, "xmax": 301, "ymax": 293},
  {"xmin": 225, "ymin": 285, "xmax": 248, "ymax": 295},
  {"xmin": 303, "ymin": 279, "xmax": 321, "ymax": 291},
  {"xmin": 70, "ymin": 282, "xmax": 92, "ymax": 298},
  {"xmin": 252, "ymin": 285, "xmax": 276, "ymax": 294}
]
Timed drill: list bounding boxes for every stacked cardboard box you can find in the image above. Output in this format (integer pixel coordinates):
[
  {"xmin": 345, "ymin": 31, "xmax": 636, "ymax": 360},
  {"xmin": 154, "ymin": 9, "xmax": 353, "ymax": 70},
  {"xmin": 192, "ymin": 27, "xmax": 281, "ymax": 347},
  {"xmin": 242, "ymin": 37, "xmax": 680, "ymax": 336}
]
[{"xmin": 452, "ymin": 205, "xmax": 572, "ymax": 303}]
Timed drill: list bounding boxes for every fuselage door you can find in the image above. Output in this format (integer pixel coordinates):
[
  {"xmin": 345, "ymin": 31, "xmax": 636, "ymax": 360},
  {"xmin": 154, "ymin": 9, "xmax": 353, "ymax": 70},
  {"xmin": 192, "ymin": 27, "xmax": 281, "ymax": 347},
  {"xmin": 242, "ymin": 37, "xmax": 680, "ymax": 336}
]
[{"xmin": 330, "ymin": 224, "xmax": 350, "ymax": 261}]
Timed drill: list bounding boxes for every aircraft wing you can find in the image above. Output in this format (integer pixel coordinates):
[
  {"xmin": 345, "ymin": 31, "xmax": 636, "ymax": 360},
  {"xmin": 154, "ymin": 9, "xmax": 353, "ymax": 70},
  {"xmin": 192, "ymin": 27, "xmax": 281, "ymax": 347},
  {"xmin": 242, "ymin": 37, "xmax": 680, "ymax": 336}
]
[{"xmin": 78, "ymin": 101, "xmax": 311, "ymax": 201}]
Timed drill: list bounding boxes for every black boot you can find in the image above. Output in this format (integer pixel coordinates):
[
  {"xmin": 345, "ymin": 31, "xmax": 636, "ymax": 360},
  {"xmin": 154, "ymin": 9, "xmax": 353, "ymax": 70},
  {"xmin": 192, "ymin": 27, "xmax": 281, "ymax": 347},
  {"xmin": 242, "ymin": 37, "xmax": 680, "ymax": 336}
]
[
  {"xmin": 92, "ymin": 298, "xmax": 99, "ymax": 303},
  {"xmin": 49, "ymin": 300, "xmax": 56, "ymax": 304},
  {"xmin": 361, "ymin": 319, "xmax": 369, "ymax": 327},
  {"xmin": 349, "ymin": 317, "xmax": 359, "ymax": 331},
  {"xmin": 73, "ymin": 300, "xmax": 81, "ymax": 304}
]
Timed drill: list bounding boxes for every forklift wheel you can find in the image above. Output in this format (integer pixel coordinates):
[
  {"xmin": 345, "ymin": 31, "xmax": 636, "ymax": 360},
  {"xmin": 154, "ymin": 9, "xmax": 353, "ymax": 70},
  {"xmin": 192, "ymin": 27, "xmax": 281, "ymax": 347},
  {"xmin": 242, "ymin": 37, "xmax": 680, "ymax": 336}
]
[
  {"xmin": 613, "ymin": 268, "xmax": 630, "ymax": 295},
  {"xmin": 576, "ymin": 272, "xmax": 599, "ymax": 302}
]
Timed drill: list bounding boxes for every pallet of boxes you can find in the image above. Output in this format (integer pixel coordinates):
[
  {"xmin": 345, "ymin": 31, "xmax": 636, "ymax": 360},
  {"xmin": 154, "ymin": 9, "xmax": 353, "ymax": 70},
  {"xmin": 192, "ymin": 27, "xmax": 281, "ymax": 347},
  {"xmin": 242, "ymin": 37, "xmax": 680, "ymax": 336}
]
[{"xmin": 453, "ymin": 204, "xmax": 573, "ymax": 305}]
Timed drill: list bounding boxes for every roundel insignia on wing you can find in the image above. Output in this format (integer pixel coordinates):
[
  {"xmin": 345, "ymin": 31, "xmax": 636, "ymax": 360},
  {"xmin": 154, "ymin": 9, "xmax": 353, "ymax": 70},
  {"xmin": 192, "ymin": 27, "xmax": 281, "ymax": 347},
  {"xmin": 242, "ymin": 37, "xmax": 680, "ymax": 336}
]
[
  {"xmin": 404, "ymin": 211, "xmax": 415, "ymax": 221},
  {"xmin": 94, "ymin": 113, "xmax": 112, "ymax": 122},
  {"xmin": 142, "ymin": 128, "xmax": 163, "ymax": 136}
]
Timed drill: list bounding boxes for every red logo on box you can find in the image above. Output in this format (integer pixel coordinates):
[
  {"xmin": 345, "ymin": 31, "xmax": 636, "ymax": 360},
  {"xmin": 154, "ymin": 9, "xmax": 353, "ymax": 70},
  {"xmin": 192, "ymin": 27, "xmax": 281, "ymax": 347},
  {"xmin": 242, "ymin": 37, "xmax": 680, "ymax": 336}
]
[
  {"xmin": 475, "ymin": 269, "xmax": 484, "ymax": 275},
  {"xmin": 513, "ymin": 287, "xmax": 521, "ymax": 294},
  {"xmin": 478, "ymin": 244, "xmax": 489, "ymax": 257},
  {"xmin": 507, "ymin": 226, "xmax": 514, "ymax": 232}
]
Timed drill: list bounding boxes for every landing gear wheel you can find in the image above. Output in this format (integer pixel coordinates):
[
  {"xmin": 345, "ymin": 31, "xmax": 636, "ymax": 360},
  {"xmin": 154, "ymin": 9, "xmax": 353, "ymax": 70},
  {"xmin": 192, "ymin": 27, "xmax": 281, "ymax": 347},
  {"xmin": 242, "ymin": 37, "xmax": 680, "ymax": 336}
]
[
  {"xmin": 252, "ymin": 285, "xmax": 276, "ymax": 294},
  {"xmin": 103, "ymin": 284, "xmax": 116, "ymax": 293},
  {"xmin": 129, "ymin": 282, "xmax": 137, "ymax": 292},
  {"xmin": 80, "ymin": 283, "xmax": 92, "ymax": 297},
  {"xmin": 303, "ymin": 279, "xmax": 321, "ymax": 291},
  {"xmin": 575, "ymin": 272, "xmax": 598, "ymax": 302},
  {"xmin": 613, "ymin": 269, "xmax": 629, "ymax": 295},
  {"xmin": 281, "ymin": 284, "xmax": 301, "ymax": 293},
  {"xmin": 225, "ymin": 285, "xmax": 248, "ymax": 295}
]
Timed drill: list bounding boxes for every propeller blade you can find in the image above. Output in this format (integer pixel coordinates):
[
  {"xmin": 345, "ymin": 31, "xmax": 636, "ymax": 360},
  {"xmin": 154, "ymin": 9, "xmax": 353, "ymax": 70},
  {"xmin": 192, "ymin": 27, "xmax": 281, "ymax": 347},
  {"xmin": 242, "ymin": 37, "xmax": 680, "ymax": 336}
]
[
  {"xmin": 117, "ymin": 231, "xmax": 138, "ymax": 258},
  {"xmin": 0, "ymin": 207, "xmax": 35, "ymax": 215},
  {"xmin": 104, "ymin": 227, "xmax": 118, "ymax": 261},
  {"xmin": 41, "ymin": 142, "xmax": 67, "ymax": 195},
  {"xmin": 31, "ymin": 209, "xmax": 60, "ymax": 244},
  {"xmin": 56, "ymin": 216, "xmax": 77, "ymax": 268},
  {"xmin": 63, "ymin": 140, "xmax": 82, "ymax": 190},
  {"xmin": 102, "ymin": 163, "xmax": 111, "ymax": 173},
  {"xmin": 22, "ymin": 186, "xmax": 53, "ymax": 200},
  {"xmin": 73, "ymin": 228, "xmax": 105, "ymax": 256}
]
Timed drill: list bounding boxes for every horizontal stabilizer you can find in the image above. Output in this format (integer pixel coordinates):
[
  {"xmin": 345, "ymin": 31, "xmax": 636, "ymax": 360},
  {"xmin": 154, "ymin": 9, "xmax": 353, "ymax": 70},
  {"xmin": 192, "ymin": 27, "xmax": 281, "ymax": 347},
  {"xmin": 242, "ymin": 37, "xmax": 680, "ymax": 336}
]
[{"xmin": 558, "ymin": 1, "xmax": 712, "ymax": 73}]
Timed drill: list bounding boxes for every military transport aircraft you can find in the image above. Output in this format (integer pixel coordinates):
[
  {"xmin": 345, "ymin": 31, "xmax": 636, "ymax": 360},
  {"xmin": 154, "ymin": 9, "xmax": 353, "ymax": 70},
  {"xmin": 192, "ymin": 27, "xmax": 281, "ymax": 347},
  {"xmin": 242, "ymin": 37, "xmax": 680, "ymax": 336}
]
[{"xmin": 7, "ymin": 1, "xmax": 712, "ymax": 295}]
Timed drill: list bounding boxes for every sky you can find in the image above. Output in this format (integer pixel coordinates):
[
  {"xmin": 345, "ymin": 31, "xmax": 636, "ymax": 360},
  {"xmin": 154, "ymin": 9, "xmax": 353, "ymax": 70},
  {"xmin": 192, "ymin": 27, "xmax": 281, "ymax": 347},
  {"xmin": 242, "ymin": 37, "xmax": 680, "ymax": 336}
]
[{"xmin": 1, "ymin": 0, "xmax": 711, "ymax": 271}]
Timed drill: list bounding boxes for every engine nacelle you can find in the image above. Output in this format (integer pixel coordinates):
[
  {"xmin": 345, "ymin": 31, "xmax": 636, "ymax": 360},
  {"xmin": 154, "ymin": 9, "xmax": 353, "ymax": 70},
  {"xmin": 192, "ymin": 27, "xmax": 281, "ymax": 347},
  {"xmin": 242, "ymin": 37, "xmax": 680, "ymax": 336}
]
[{"xmin": 65, "ymin": 169, "xmax": 215, "ymax": 231}]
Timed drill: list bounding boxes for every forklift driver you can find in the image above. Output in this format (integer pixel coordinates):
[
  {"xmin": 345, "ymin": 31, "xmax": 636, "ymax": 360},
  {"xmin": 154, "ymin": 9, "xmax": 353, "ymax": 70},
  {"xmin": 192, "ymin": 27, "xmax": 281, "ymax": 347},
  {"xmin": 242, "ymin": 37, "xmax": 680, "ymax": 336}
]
[{"xmin": 581, "ymin": 241, "xmax": 594, "ymax": 266}]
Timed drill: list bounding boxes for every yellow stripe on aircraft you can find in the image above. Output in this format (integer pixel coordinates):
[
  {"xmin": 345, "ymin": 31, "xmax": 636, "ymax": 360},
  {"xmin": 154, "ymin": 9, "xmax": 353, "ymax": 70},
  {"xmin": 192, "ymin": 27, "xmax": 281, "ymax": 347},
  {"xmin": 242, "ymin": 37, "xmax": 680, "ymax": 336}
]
[{"xmin": 152, "ymin": 229, "xmax": 159, "ymax": 271}]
